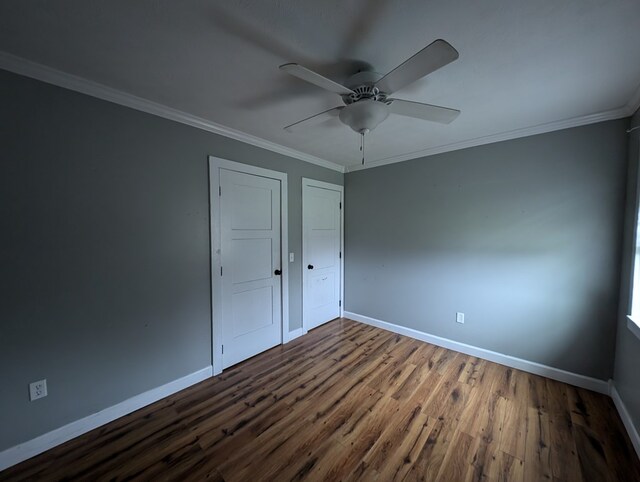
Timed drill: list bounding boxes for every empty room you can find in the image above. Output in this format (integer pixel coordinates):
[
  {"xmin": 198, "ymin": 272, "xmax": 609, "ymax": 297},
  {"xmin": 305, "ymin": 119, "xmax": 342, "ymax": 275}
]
[{"xmin": 2, "ymin": 1, "xmax": 640, "ymax": 480}]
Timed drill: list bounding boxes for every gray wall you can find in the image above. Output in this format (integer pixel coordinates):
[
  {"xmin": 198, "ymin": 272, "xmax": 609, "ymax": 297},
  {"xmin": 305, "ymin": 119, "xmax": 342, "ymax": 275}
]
[
  {"xmin": 345, "ymin": 119, "xmax": 628, "ymax": 380},
  {"xmin": 0, "ymin": 68, "xmax": 342, "ymax": 451},
  {"xmin": 613, "ymin": 108, "xmax": 640, "ymax": 432}
]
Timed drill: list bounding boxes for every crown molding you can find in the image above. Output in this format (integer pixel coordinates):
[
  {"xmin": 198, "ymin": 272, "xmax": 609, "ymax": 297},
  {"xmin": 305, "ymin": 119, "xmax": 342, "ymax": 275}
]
[
  {"xmin": 346, "ymin": 103, "xmax": 634, "ymax": 172},
  {"xmin": 0, "ymin": 51, "xmax": 345, "ymax": 173},
  {"xmin": 2, "ymin": 51, "xmax": 637, "ymax": 175}
]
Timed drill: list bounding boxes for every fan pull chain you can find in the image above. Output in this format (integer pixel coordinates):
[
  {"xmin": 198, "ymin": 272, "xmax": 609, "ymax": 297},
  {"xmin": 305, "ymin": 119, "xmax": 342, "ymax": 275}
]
[{"xmin": 360, "ymin": 132, "xmax": 365, "ymax": 165}]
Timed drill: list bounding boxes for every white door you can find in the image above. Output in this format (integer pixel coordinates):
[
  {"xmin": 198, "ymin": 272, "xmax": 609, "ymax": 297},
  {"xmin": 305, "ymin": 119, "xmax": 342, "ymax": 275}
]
[
  {"xmin": 303, "ymin": 181, "xmax": 342, "ymax": 331},
  {"xmin": 220, "ymin": 168, "xmax": 282, "ymax": 368}
]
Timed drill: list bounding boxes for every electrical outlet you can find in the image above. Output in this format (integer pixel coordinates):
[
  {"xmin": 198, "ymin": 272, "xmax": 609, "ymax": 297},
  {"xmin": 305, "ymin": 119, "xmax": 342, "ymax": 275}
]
[
  {"xmin": 456, "ymin": 312, "xmax": 465, "ymax": 324},
  {"xmin": 289, "ymin": 252, "xmax": 295, "ymax": 263},
  {"xmin": 29, "ymin": 379, "xmax": 48, "ymax": 401}
]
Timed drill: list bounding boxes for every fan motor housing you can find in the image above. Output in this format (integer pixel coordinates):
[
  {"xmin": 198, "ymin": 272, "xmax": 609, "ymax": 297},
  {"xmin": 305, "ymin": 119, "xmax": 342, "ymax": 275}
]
[{"xmin": 343, "ymin": 71, "xmax": 388, "ymax": 105}]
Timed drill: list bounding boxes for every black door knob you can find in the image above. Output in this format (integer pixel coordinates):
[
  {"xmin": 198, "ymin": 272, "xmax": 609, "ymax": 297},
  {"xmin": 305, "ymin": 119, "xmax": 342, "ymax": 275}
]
[
  {"xmin": 308, "ymin": 264, "xmax": 314, "ymax": 270},
  {"xmin": 274, "ymin": 269, "xmax": 282, "ymax": 275}
]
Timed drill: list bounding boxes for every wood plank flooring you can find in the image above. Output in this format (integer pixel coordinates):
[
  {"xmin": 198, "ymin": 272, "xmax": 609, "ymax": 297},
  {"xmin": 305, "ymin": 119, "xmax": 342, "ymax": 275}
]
[{"xmin": 2, "ymin": 318, "xmax": 639, "ymax": 481}]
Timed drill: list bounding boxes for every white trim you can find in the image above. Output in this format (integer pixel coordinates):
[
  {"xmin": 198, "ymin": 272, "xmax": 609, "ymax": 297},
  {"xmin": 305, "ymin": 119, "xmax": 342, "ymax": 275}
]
[
  {"xmin": 0, "ymin": 366, "xmax": 212, "ymax": 472},
  {"xmin": 283, "ymin": 327, "xmax": 304, "ymax": 343},
  {"xmin": 625, "ymin": 121, "xmax": 640, "ymax": 343},
  {"xmin": 4, "ymin": 51, "xmax": 640, "ymax": 175},
  {"xmin": 281, "ymin": 179, "xmax": 290, "ymax": 347},
  {"xmin": 0, "ymin": 51, "xmax": 344, "ymax": 174},
  {"xmin": 208, "ymin": 157, "xmax": 289, "ymax": 375},
  {"xmin": 340, "ymin": 188, "xmax": 345, "ymax": 318},
  {"xmin": 627, "ymin": 316, "xmax": 640, "ymax": 341},
  {"xmin": 346, "ymin": 106, "xmax": 635, "ymax": 172},
  {"xmin": 343, "ymin": 311, "xmax": 609, "ymax": 394},
  {"xmin": 610, "ymin": 381, "xmax": 640, "ymax": 460},
  {"xmin": 302, "ymin": 179, "xmax": 345, "ymax": 332}
]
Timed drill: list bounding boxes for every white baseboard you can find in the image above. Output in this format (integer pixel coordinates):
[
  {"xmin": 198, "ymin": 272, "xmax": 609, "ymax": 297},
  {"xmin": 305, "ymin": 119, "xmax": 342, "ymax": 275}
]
[
  {"xmin": 0, "ymin": 366, "xmax": 212, "ymax": 472},
  {"xmin": 343, "ymin": 311, "xmax": 609, "ymax": 394},
  {"xmin": 610, "ymin": 381, "xmax": 640, "ymax": 460},
  {"xmin": 284, "ymin": 327, "xmax": 304, "ymax": 343}
]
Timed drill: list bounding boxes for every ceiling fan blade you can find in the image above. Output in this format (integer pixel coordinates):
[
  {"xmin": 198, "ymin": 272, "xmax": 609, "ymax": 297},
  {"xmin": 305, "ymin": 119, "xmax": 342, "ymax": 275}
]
[
  {"xmin": 388, "ymin": 99, "xmax": 460, "ymax": 124},
  {"xmin": 279, "ymin": 63, "xmax": 355, "ymax": 96},
  {"xmin": 376, "ymin": 39, "xmax": 459, "ymax": 94},
  {"xmin": 284, "ymin": 107, "xmax": 344, "ymax": 132}
]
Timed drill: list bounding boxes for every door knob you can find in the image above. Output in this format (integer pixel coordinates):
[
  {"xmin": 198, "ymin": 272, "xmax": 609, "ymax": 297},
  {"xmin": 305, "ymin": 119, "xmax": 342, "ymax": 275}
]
[
  {"xmin": 274, "ymin": 269, "xmax": 282, "ymax": 275},
  {"xmin": 308, "ymin": 264, "xmax": 314, "ymax": 270}
]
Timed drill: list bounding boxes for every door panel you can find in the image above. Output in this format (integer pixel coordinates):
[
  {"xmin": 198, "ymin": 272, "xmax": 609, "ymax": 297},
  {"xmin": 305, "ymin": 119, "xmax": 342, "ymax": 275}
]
[
  {"xmin": 310, "ymin": 271, "xmax": 336, "ymax": 306},
  {"xmin": 303, "ymin": 183, "xmax": 342, "ymax": 331},
  {"xmin": 232, "ymin": 286, "xmax": 274, "ymax": 337},
  {"xmin": 231, "ymin": 238, "xmax": 273, "ymax": 283},
  {"xmin": 309, "ymin": 195, "xmax": 337, "ymax": 229},
  {"xmin": 220, "ymin": 169, "xmax": 282, "ymax": 368},
  {"xmin": 309, "ymin": 231, "xmax": 338, "ymax": 269},
  {"xmin": 231, "ymin": 183, "xmax": 273, "ymax": 230}
]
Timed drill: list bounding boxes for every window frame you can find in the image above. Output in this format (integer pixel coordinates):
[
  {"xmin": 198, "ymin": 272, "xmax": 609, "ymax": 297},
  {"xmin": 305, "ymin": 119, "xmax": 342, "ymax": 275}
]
[{"xmin": 627, "ymin": 124, "xmax": 640, "ymax": 340}]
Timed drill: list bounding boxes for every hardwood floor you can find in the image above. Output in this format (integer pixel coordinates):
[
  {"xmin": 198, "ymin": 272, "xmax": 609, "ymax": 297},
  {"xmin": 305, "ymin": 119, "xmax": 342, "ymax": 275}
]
[{"xmin": 2, "ymin": 318, "xmax": 639, "ymax": 481}]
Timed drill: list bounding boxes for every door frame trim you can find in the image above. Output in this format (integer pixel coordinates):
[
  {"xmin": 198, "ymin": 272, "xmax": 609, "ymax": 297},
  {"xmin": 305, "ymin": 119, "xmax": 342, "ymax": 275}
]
[
  {"xmin": 208, "ymin": 156, "xmax": 289, "ymax": 375},
  {"xmin": 302, "ymin": 178, "xmax": 344, "ymax": 334}
]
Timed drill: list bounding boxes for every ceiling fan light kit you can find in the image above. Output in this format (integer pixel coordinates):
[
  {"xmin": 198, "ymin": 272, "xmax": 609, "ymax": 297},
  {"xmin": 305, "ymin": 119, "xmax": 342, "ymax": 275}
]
[
  {"xmin": 279, "ymin": 39, "xmax": 461, "ymax": 164},
  {"xmin": 339, "ymin": 99, "xmax": 389, "ymax": 134}
]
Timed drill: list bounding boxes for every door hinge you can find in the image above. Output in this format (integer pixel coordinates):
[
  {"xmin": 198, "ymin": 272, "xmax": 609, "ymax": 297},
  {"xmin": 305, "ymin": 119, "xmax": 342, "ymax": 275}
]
[
  {"xmin": 339, "ymin": 202, "xmax": 342, "ymax": 209},
  {"xmin": 339, "ymin": 251, "xmax": 342, "ymax": 259},
  {"xmin": 339, "ymin": 300, "xmax": 342, "ymax": 307},
  {"xmin": 220, "ymin": 266, "xmax": 223, "ymax": 276},
  {"xmin": 221, "ymin": 344, "xmax": 224, "ymax": 354},
  {"xmin": 219, "ymin": 185, "xmax": 222, "ymax": 196}
]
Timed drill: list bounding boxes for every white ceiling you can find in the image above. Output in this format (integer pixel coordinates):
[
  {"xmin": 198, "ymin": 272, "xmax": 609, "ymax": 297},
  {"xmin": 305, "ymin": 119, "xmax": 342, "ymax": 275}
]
[{"xmin": 1, "ymin": 0, "xmax": 639, "ymax": 172}]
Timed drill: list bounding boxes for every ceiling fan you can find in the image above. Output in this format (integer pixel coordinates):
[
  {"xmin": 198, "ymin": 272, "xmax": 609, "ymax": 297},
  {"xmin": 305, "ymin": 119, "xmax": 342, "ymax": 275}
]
[{"xmin": 279, "ymin": 39, "xmax": 460, "ymax": 163}]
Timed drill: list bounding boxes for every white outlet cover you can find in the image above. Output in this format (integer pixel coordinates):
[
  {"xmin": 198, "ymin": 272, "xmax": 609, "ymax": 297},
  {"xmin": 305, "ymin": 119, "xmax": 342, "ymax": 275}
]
[
  {"xmin": 29, "ymin": 379, "xmax": 48, "ymax": 401},
  {"xmin": 456, "ymin": 312, "xmax": 465, "ymax": 324}
]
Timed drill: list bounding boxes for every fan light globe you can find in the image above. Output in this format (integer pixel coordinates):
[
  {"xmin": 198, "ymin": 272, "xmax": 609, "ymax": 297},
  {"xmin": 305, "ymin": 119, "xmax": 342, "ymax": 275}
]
[{"xmin": 339, "ymin": 99, "xmax": 389, "ymax": 134}]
